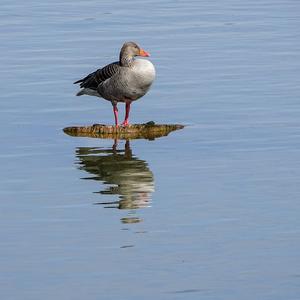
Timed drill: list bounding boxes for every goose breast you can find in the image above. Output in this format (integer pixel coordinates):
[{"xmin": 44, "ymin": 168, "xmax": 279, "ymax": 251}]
[{"xmin": 98, "ymin": 59, "xmax": 155, "ymax": 102}]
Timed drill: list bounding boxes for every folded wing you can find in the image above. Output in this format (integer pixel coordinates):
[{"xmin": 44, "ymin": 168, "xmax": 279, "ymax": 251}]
[{"xmin": 74, "ymin": 62, "xmax": 120, "ymax": 90}]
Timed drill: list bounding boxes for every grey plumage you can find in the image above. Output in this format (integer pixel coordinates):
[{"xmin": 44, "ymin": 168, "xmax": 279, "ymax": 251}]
[
  {"xmin": 74, "ymin": 41, "xmax": 155, "ymax": 126},
  {"xmin": 74, "ymin": 62, "xmax": 120, "ymax": 90}
]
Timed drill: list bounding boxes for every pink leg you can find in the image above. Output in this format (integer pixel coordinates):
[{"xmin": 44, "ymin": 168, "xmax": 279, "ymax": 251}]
[
  {"xmin": 113, "ymin": 104, "xmax": 118, "ymax": 127},
  {"xmin": 122, "ymin": 102, "xmax": 131, "ymax": 126}
]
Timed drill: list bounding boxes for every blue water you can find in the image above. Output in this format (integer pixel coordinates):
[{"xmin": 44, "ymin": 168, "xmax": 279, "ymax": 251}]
[{"xmin": 1, "ymin": 0, "xmax": 300, "ymax": 299}]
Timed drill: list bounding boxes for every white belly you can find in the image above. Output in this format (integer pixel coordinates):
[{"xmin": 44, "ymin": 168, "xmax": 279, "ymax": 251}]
[{"xmin": 132, "ymin": 59, "xmax": 156, "ymax": 85}]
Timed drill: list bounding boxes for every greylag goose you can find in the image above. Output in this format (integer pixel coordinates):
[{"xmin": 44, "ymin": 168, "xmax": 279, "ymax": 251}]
[{"xmin": 74, "ymin": 41, "xmax": 156, "ymax": 126}]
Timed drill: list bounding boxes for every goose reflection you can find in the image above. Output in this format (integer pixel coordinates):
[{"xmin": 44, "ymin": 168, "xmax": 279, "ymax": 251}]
[{"xmin": 76, "ymin": 140, "xmax": 154, "ymax": 222}]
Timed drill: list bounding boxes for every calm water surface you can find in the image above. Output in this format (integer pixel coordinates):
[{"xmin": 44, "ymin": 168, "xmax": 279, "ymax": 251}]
[{"xmin": 1, "ymin": 0, "xmax": 300, "ymax": 299}]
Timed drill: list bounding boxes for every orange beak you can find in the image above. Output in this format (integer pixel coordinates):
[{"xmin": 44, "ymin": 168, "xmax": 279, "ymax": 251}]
[{"xmin": 139, "ymin": 48, "xmax": 150, "ymax": 57}]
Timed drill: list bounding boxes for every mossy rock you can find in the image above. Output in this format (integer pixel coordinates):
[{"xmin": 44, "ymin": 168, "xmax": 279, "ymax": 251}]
[{"xmin": 63, "ymin": 121, "xmax": 184, "ymax": 140}]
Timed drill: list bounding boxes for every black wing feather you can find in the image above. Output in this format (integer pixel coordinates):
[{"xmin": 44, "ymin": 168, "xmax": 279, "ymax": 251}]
[{"xmin": 74, "ymin": 62, "xmax": 120, "ymax": 90}]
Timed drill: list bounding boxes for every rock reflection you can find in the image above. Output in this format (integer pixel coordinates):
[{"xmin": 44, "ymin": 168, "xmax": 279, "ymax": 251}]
[{"xmin": 76, "ymin": 140, "xmax": 154, "ymax": 223}]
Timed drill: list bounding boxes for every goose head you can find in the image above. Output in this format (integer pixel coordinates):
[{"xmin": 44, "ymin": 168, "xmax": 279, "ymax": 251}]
[{"xmin": 119, "ymin": 42, "xmax": 150, "ymax": 66}]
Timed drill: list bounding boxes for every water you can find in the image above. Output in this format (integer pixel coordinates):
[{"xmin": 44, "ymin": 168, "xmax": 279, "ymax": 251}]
[{"xmin": 1, "ymin": 0, "xmax": 300, "ymax": 299}]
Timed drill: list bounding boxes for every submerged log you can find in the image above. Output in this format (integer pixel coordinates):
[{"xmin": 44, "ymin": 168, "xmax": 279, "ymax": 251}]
[{"xmin": 63, "ymin": 121, "xmax": 184, "ymax": 140}]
